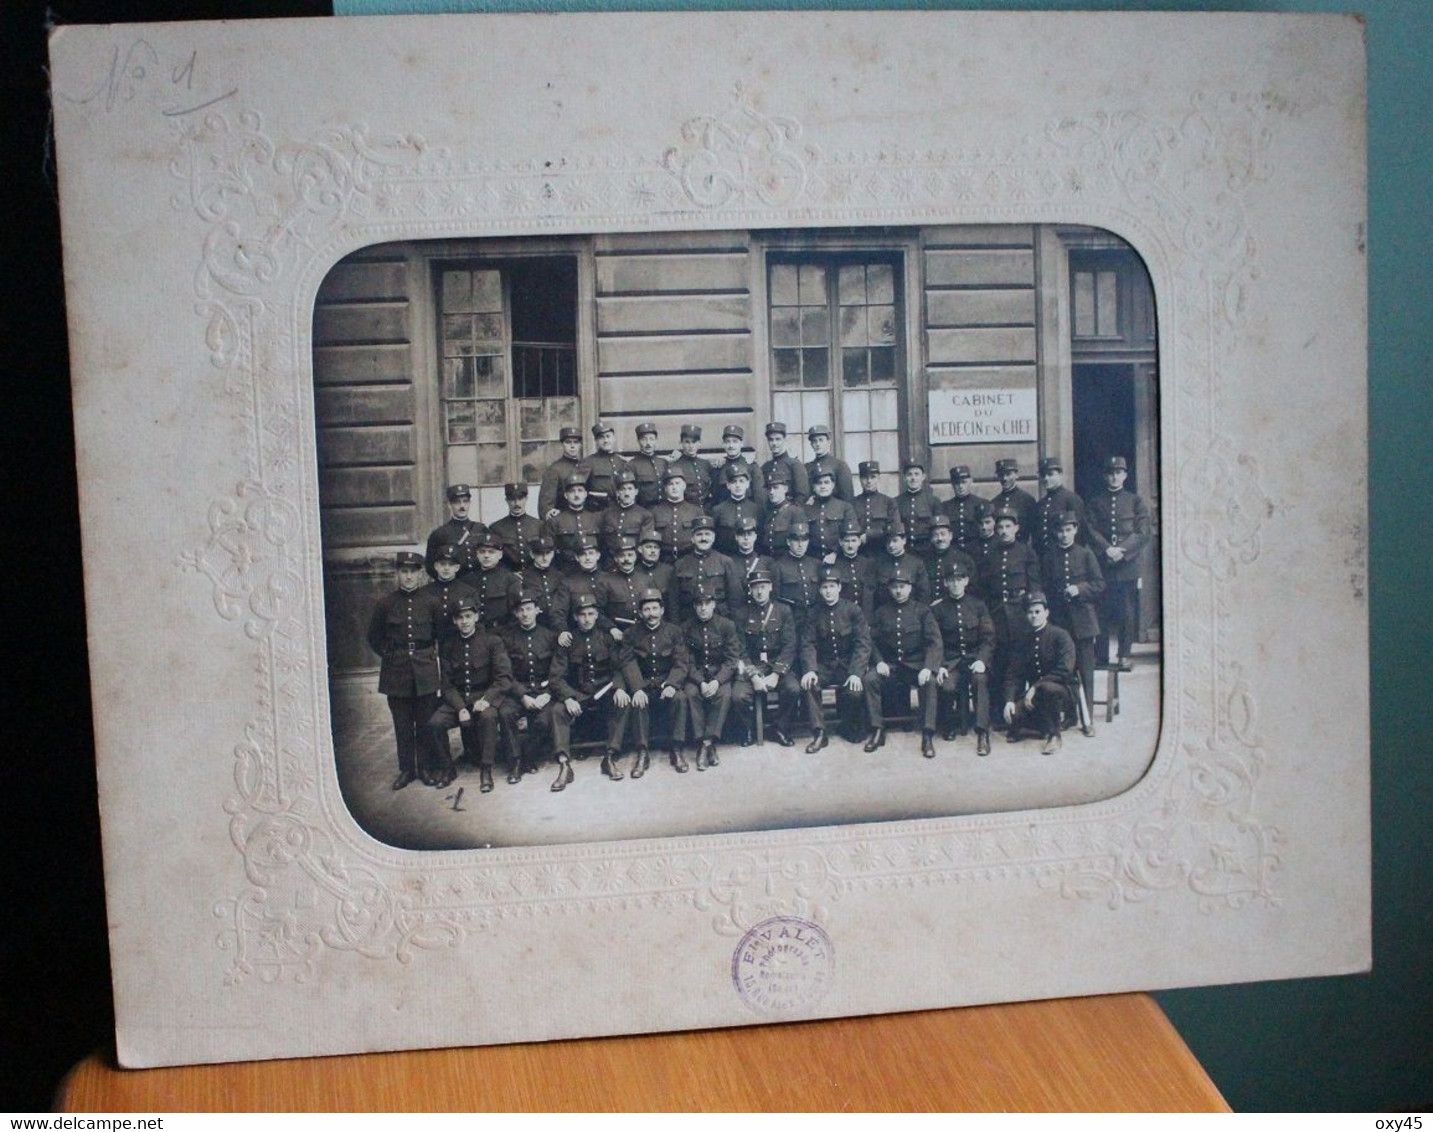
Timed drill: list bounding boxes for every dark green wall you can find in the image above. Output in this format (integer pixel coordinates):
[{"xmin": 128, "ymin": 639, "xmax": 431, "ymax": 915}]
[{"xmin": 333, "ymin": 0, "xmax": 1431, "ymax": 1111}]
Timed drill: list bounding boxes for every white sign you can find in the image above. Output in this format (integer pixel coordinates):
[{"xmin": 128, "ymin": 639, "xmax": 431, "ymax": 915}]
[{"xmin": 929, "ymin": 388, "xmax": 1038, "ymax": 445}]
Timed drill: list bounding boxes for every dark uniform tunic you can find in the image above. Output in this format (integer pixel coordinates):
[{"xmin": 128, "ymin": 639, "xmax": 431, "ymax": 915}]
[
  {"xmin": 865, "ymin": 599, "xmax": 942, "ymax": 732},
  {"xmin": 650, "ymin": 498, "xmax": 706, "ymax": 563},
  {"xmin": 761, "ymin": 452, "xmax": 810, "ymax": 503},
  {"xmin": 828, "ymin": 552, "xmax": 878, "ymax": 624},
  {"xmin": 425, "ymin": 577, "xmax": 478, "ymax": 639},
  {"xmin": 773, "ymin": 552, "xmax": 823, "ymax": 633},
  {"xmin": 1003, "ymin": 621, "xmax": 1078, "ymax": 737},
  {"xmin": 805, "ymin": 495, "xmax": 860, "ymax": 560},
  {"xmin": 674, "ymin": 549, "xmax": 744, "ymax": 620},
  {"xmin": 550, "ymin": 567, "xmax": 609, "ymax": 634},
  {"xmin": 595, "ymin": 567, "xmax": 647, "ymax": 631},
  {"xmin": 428, "ymin": 629, "xmax": 513, "ymax": 767},
  {"xmin": 853, "ymin": 489, "xmax": 898, "ymax": 554},
  {"xmin": 942, "ymin": 492, "xmax": 985, "ymax": 552},
  {"xmin": 621, "ymin": 620, "xmax": 691, "ymax": 749},
  {"xmin": 538, "ymin": 454, "xmax": 585, "ymax": 519},
  {"xmin": 497, "ymin": 621, "xmax": 561, "ymax": 762},
  {"xmin": 1040, "ymin": 541, "xmax": 1105, "ymax": 718},
  {"xmin": 737, "ymin": 599, "xmax": 802, "ymax": 738},
  {"xmin": 991, "ymin": 484, "xmax": 1038, "ymax": 541},
  {"xmin": 874, "ymin": 550, "xmax": 932, "ymax": 608},
  {"xmin": 978, "ymin": 538, "xmax": 1042, "ymax": 692},
  {"xmin": 708, "ymin": 455, "xmax": 767, "ymax": 508},
  {"xmin": 681, "ymin": 613, "xmax": 746, "ymax": 741},
  {"xmin": 711, "ymin": 496, "xmax": 765, "ymax": 557},
  {"xmin": 805, "ymin": 455, "xmax": 855, "ymax": 502},
  {"xmin": 1085, "ymin": 487, "xmax": 1152, "ymax": 664},
  {"xmin": 424, "ymin": 517, "xmax": 486, "ymax": 578},
  {"xmin": 581, "ymin": 451, "xmax": 629, "ymax": 511},
  {"xmin": 1031, "ymin": 486, "xmax": 1087, "ymax": 555},
  {"xmin": 489, "ymin": 513, "xmax": 545, "ymax": 572},
  {"xmin": 923, "ymin": 546, "xmax": 977, "ymax": 598},
  {"xmin": 762, "ymin": 499, "xmax": 809, "ymax": 558},
  {"xmin": 895, "ymin": 486, "xmax": 940, "ymax": 551},
  {"xmin": 930, "ymin": 591, "xmax": 996, "ymax": 732},
  {"xmin": 799, "ymin": 598, "xmax": 871, "ymax": 734},
  {"xmin": 629, "ymin": 452, "xmax": 669, "ymax": 508},
  {"xmin": 550, "ymin": 626, "xmax": 629, "ymax": 754},
  {"xmin": 516, "ymin": 563, "xmax": 561, "ymax": 626},
  {"xmin": 633, "ymin": 559, "xmax": 675, "ymax": 598},
  {"xmin": 599, "ymin": 503, "xmax": 656, "ymax": 560},
  {"xmin": 367, "ymin": 586, "xmax": 446, "ymax": 778},
  {"xmin": 666, "ymin": 453, "xmax": 714, "ymax": 509},
  {"xmin": 546, "ymin": 506, "xmax": 604, "ymax": 572},
  {"xmin": 466, "ymin": 563, "xmax": 519, "ymax": 630}
]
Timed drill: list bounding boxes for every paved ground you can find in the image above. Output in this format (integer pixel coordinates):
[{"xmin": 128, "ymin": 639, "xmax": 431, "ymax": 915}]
[{"xmin": 332, "ymin": 646, "xmax": 1161, "ymax": 850}]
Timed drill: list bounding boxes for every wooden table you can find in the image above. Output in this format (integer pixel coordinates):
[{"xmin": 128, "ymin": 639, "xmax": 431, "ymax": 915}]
[{"xmin": 58, "ymin": 993, "xmax": 1228, "ymax": 1112}]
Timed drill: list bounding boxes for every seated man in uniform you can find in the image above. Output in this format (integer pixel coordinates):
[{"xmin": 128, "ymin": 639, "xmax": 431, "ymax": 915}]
[
  {"xmin": 367, "ymin": 551, "xmax": 447, "ymax": 790},
  {"xmin": 498, "ymin": 590, "xmax": 560, "ymax": 783},
  {"xmin": 681, "ymin": 584, "xmax": 746, "ymax": 770},
  {"xmin": 549, "ymin": 593, "xmax": 630, "ymax": 788},
  {"xmin": 1002, "ymin": 591, "xmax": 1078, "ymax": 755},
  {"xmin": 427, "ymin": 595, "xmax": 513, "ymax": 793},
  {"xmin": 736, "ymin": 570, "xmax": 801, "ymax": 748},
  {"xmin": 931, "ymin": 561, "xmax": 996, "ymax": 755},
  {"xmin": 799, "ymin": 566, "xmax": 872, "ymax": 750},
  {"xmin": 621, "ymin": 589, "xmax": 692, "ymax": 777},
  {"xmin": 864, "ymin": 563, "xmax": 942, "ymax": 757}
]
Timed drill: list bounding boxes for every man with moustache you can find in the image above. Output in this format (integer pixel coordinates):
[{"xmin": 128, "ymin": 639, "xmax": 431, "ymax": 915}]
[
  {"xmin": 424, "ymin": 483, "xmax": 486, "ymax": 578},
  {"xmin": 931, "ymin": 561, "xmax": 996, "ymax": 754},
  {"xmin": 621, "ymin": 589, "xmax": 692, "ymax": 777},
  {"xmin": 799, "ymin": 567, "xmax": 872, "ymax": 750},
  {"xmin": 368, "ymin": 551, "xmax": 447, "ymax": 790},
  {"xmin": 864, "ymin": 563, "xmax": 942, "ymax": 757},
  {"xmin": 760, "ymin": 420, "xmax": 810, "ymax": 503},
  {"xmin": 628, "ymin": 421, "xmax": 669, "ymax": 508},
  {"xmin": 427, "ymin": 595, "xmax": 513, "ymax": 794}
]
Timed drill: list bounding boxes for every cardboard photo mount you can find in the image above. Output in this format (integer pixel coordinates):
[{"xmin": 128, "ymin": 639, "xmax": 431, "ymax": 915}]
[{"xmin": 48, "ymin": 12, "xmax": 1368, "ymax": 1068}]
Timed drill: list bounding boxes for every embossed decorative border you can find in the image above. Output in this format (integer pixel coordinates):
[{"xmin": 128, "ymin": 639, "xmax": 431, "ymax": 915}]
[{"xmin": 167, "ymin": 85, "xmax": 1284, "ymax": 984}]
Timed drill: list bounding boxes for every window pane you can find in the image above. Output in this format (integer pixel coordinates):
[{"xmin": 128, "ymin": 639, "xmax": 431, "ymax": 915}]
[
  {"xmin": 842, "ymin": 349, "xmax": 869, "ymax": 388},
  {"xmin": 801, "ymin": 306, "xmax": 830, "ymax": 346},
  {"xmin": 801, "ymin": 392, "xmax": 831, "ymax": 436},
  {"xmin": 869, "ymin": 305, "xmax": 897, "ymax": 345},
  {"xmin": 519, "ymin": 400, "xmax": 545, "ymax": 441},
  {"xmin": 802, "ymin": 347, "xmax": 829, "ymax": 388},
  {"xmin": 1097, "ymin": 271, "xmax": 1120, "ymax": 336},
  {"xmin": 799, "ymin": 264, "xmax": 827, "ymax": 305},
  {"xmin": 773, "ymin": 392, "xmax": 803, "ymax": 437},
  {"xmin": 521, "ymin": 440, "xmax": 555, "ymax": 482},
  {"xmin": 442, "ymin": 270, "xmax": 472, "ymax": 312},
  {"xmin": 447, "ymin": 445, "xmax": 479, "ymax": 487},
  {"xmin": 868, "ymin": 263, "xmax": 894, "ymax": 304},
  {"xmin": 838, "ymin": 264, "xmax": 866, "ymax": 306},
  {"xmin": 840, "ymin": 305, "xmax": 867, "ymax": 348},
  {"xmin": 472, "ymin": 269, "xmax": 503, "ymax": 312},
  {"xmin": 444, "ymin": 357, "xmax": 474, "ymax": 400},
  {"xmin": 474, "ymin": 312, "xmax": 504, "ymax": 348},
  {"xmin": 844, "ymin": 389, "xmax": 871, "ymax": 431},
  {"xmin": 474, "ymin": 354, "xmax": 505, "ymax": 398},
  {"xmin": 474, "ymin": 400, "xmax": 506, "ymax": 444},
  {"xmin": 771, "ymin": 308, "xmax": 801, "ymax": 348},
  {"xmin": 473, "ymin": 443, "xmax": 507, "ymax": 484},
  {"xmin": 770, "ymin": 264, "xmax": 799, "ymax": 307},
  {"xmin": 871, "ymin": 388, "xmax": 899, "ymax": 430},
  {"xmin": 446, "ymin": 402, "xmax": 477, "ymax": 444},
  {"xmin": 1074, "ymin": 272, "xmax": 1095, "ymax": 336},
  {"xmin": 870, "ymin": 346, "xmax": 896, "ymax": 386},
  {"xmin": 874, "ymin": 431, "xmax": 900, "ymax": 469},
  {"xmin": 476, "ymin": 486, "xmax": 508, "ymax": 527},
  {"xmin": 551, "ymin": 396, "xmax": 579, "ymax": 429},
  {"xmin": 443, "ymin": 314, "xmax": 473, "ymax": 356},
  {"xmin": 845, "ymin": 432, "xmax": 871, "ymax": 466},
  {"xmin": 773, "ymin": 348, "xmax": 801, "ymax": 388}
]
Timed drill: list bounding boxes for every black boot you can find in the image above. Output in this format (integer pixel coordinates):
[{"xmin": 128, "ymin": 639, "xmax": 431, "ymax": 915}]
[
  {"xmin": 769, "ymin": 726, "xmax": 795, "ymax": 748},
  {"xmin": 976, "ymin": 729, "xmax": 991, "ymax": 757},
  {"xmin": 550, "ymin": 756, "xmax": 574, "ymax": 792},
  {"xmin": 705, "ymin": 741, "xmax": 719, "ymax": 767},
  {"xmin": 601, "ymin": 750, "xmax": 624, "ymax": 781},
  {"xmin": 480, "ymin": 766, "xmax": 494, "ymax": 793},
  {"xmin": 805, "ymin": 730, "xmax": 828, "ymax": 754},
  {"xmin": 631, "ymin": 749, "xmax": 650, "ymax": 779},
  {"xmin": 863, "ymin": 727, "xmax": 886, "ymax": 752},
  {"xmin": 920, "ymin": 731, "xmax": 936, "ymax": 758},
  {"xmin": 670, "ymin": 746, "xmax": 689, "ymax": 773}
]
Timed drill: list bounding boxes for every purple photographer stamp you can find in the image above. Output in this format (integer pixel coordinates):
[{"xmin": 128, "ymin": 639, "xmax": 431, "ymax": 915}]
[{"xmin": 731, "ymin": 916, "xmax": 835, "ymax": 1016}]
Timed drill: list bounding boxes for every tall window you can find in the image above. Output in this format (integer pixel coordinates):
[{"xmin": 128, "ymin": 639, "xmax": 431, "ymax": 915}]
[
  {"xmin": 438, "ymin": 257, "xmax": 578, "ymax": 519},
  {"xmin": 769, "ymin": 256, "xmax": 903, "ymax": 492}
]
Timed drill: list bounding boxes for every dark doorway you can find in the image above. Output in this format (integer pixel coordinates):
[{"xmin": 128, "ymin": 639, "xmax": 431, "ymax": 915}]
[{"xmin": 1072, "ymin": 362, "xmax": 1137, "ymax": 500}]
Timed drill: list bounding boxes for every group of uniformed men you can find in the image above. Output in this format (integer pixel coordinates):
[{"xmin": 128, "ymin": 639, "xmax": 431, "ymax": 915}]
[{"xmin": 367, "ymin": 420, "xmax": 1152, "ymax": 795}]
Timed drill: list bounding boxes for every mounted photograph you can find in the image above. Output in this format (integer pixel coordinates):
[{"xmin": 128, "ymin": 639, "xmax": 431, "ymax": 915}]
[{"xmin": 318, "ymin": 225, "xmax": 1164, "ymax": 850}]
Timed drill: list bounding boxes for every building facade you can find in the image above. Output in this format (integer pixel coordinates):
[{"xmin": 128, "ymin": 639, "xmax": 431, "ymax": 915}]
[{"xmin": 315, "ymin": 224, "xmax": 1158, "ymax": 675}]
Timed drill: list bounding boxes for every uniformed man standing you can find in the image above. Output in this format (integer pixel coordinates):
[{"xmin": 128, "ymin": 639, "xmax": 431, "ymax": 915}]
[
  {"xmin": 829, "ymin": 518, "xmax": 878, "ymax": 624},
  {"xmin": 895, "ymin": 459, "xmax": 939, "ymax": 552},
  {"xmin": 598, "ymin": 466, "xmax": 655, "ymax": 559},
  {"xmin": 629, "ymin": 422, "xmax": 669, "ymax": 508},
  {"xmin": 873, "ymin": 522, "xmax": 932, "ymax": 608},
  {"xmin": 805, "ymin": 468, "xmax": 860, "ymax": 562},
  {"xmin": 1085, "ymin": 456, "xmax": 1152, "ymax": 672},
  {"xmin": 1002, "ymin": 592, "xmax": 1078, "ymax": 755},
  {"xmin": 708, "ymin": 424, "xmax": 766, "ymax": 508},
  {"xmin": 650, "ymin": 468, "xmax": 705, "ymax": 563},
  {"xmin": 978, "ymin": 507, "xmax": 1043, "ymax": 702},
  {"xmin": 760, "ymin": 421, "xmax": 810, "ymax": 503},
  {"xmin": 681, "ymin": 585, "xmax": 746, "ymax": 769},
  {"xmin": 425, "ymin": 544, "xmax": 477, "ymax": 635},
  {"xmin": 1031, "ymin": 456, "xmax": 1087, "ymax": 555},
  {"xmin": 711, "ymin": 463, "xmax": 765, "ymax": 557},
  {"xmin": 805, "ymin": 424, "xmax": 854, "ymax": 501},
  {"xmin": 853, "ymin": 460, "xmax": 898, "ymax": 555},
  {"xmin": 1041, "ymin": 510, "xmax": 1104, "ymax": 733},
  {"xmin": 923, "ymin": 514, "xmax": 977, "ymax": 599},
  {"xmin": 549, "ymin": 593, "xmax": 630, "ymax": 788},
  {"xmin": 583, "ymin": 421, "xmax": 628, "ymax": 511},
  {"xmin": 864, "ymin": 563, "xmax": 942, "ymax": 756},
  {"xmin": 942, "ymin": 465, "xmax": 984, "ymax": 553},
  {"xmin": 538, "ymin": 426, "xmax": 586, "ymax": 519},
  {"xmin": 595, "ymin": 535, "xmax": 647, "ymax": 636},
  {"xmin": 799, "ymin": 567, "xmax": 872, "ymax": 750},
  {"xmin": 546, "ymin": 471, "xmax": 603, "ymax": 572},
  {"xmin": 730, "ymin": 515, "xmax": 776, "ymax": 598},
  {"xmin": 498, "ymin": 590, "xmax": 559, "ymax": 782},
  {"xmin": 773, "ymin": 520, "xmax": 823, "ymax": 637},
  {"xmin": 621, "ymin": 589, "xmax": 692, "ymax": 776},
  {"xmin": 367, "ymin": 552, "xmax": 447, "ymax": 789},
  {"xmin": 761, "ymin": 466, "xmax": 808, "ymax": 557},
  {"xmin": 516, "ymin": 535, "xmax": 561, "ymax": 626},
  {"xmin": 736, "ymin": 570, "xmax": 801, "ymax": 748},
  {"xmin": 633, "ymin": 530, "xmax": 675, "ymax": 596},
  {"xmin": 674, "ymin": 515, "xmax": 744, "ymax": 620},
  {"xmin": 666, "ymin": 424, "xmax": 713, "ymax": 510},
  {"xmin": 991, "ymin": 458, "xmax": 1038, "ymax": 541},
  {"xmin": 427, "ymin": 596, "xmax": 513, "ymax": 793},
  {"xmin": 489, "ymin": 483, "xmax": 544, "ymax": 573},
  {"xmin": 424, "ymin": 484, "xmax": 486, "ymax": 578},
  {"xmin": 930, "ymin": 562, "xmax": 996, "ymax": 755},
  {"xmin": 466, "ymin": 531, "xmax": 520, "ymax": 630},
  {"xmin": 550, "ymin": 536, "xmax": 610, "ymax": 638}
]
